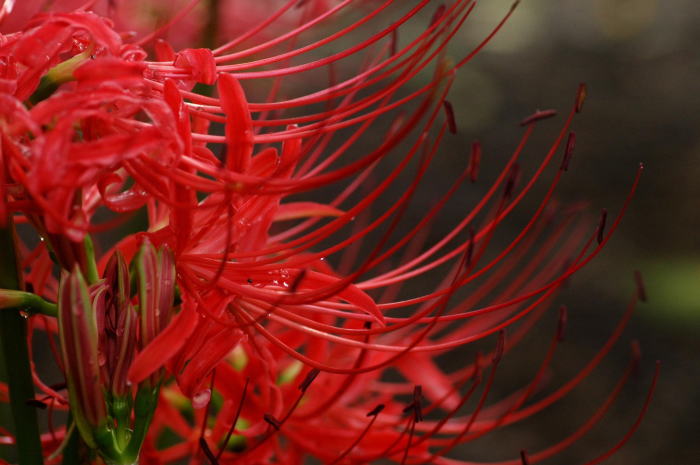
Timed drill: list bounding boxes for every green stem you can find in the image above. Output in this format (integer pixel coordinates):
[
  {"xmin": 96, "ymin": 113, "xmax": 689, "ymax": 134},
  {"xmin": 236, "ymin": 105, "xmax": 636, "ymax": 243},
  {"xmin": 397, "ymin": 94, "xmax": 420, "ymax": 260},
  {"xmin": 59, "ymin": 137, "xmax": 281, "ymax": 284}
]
[
  {"xmin": 111, "ymin": 395, "xmax": 133, "ymax": 451},
  {"xmin": 58, "ymin": 418, "xmax": 79, "ymax": 465},
  {"xmin": 0, "ymin": 224, "xmax": 44, "ymax": 465},
  {"xmin": 82, "ymin": 235, "xmax": 99, "ymax": 285},
  {"xmin": 121, "ymin": 386, "xmax": 159, "ymax": 464},
  {"xmin": 0, "ymin": 290, "xmax": 57, "ymax": 317}
]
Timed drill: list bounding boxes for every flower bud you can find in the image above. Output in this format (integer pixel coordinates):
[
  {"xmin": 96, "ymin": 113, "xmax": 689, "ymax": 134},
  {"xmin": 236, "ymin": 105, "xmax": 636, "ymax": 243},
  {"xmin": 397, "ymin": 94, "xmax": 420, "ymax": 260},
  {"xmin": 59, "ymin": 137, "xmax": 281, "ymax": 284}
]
[
  {"xmin": 57, "ymin": 265, "xmax": 107, "ymax": 448},
  {"xmin": 28, "ymin": 48, "xmax": 92, "ymax": 104},
  {"xmin": 98, "ymin": 251, "xmax": 137, "ymax": 399},
  {"xmin": 133, "ymin": 239, "xmax": 176, "ymax": 387}
]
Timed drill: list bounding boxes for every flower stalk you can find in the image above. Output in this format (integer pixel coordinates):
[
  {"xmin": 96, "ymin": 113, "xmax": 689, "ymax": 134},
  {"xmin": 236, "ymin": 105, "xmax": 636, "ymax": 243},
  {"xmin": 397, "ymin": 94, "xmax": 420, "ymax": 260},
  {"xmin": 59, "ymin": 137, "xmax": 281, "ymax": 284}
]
[
  {"xmin": 28, "ymin": 48, "xmax": 92, "ymax": 105},
  {"xmin": 0, "ymin": 290, "xmax": 57, "ymax": 316},
  {"xmin": 0, "ymin": 221, "xmax": 44, "ymax": 465}
]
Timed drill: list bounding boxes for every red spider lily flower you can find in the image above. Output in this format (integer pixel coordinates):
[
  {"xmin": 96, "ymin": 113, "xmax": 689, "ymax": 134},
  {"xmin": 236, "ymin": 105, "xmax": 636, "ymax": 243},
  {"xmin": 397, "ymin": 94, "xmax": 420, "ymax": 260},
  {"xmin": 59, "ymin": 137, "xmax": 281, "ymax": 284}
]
[
  {"xmin": 123, "ymin": 0, "xmax": 557, "ymax": 396},
  {"xmin": 0, "ymin": 1, "xmax": 659, "ymax": 464},
  {"xmin": 0, "ymin": 14, "xmax": 172, "ymax": 254}
]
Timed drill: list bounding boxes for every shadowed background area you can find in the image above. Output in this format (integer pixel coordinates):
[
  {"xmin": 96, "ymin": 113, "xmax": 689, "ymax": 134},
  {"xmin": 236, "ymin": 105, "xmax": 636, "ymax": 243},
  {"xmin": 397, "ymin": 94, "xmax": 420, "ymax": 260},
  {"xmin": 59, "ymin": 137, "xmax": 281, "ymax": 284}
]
[{"xmin": 439, "ymin": 0, "xmax": 699, "ymax": 462}]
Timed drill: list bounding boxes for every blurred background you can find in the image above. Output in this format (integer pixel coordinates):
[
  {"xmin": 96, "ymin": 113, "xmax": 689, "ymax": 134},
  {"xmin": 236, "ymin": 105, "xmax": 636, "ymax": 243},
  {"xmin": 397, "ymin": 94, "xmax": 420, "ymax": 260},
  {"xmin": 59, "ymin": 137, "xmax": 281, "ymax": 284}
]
[{"xmin": 446, "ymin": 0, "xmax": 700, "ymax": 463}]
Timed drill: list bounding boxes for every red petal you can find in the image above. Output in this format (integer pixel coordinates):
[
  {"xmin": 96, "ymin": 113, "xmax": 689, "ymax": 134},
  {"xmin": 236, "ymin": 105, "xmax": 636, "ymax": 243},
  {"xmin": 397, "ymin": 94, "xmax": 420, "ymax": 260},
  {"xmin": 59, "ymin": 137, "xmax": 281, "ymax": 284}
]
[
  {"xmin": 175, "ymin": 324, "xmax": 243, "ymax": 399},
  {"xmin": 217, "ymin": 73, "xmax": 253, "ymax": 173},
  {"xmin": 174, "ymin": 48, "xmax": 216, "ymax": 85},
  {"xmin": 154, "ymin": 39, "xmax": 176, "ymax": 62},
  {"xmin": 73, "ymin": 57, "xmax": 145, "ymax": 83},
  {"xmin": 274, "ymin": 202, "xmax": 344, "ymax": 222},
  {"xmin": 127, "ymin": 300, "xmax": 199, "ymax": 385}
]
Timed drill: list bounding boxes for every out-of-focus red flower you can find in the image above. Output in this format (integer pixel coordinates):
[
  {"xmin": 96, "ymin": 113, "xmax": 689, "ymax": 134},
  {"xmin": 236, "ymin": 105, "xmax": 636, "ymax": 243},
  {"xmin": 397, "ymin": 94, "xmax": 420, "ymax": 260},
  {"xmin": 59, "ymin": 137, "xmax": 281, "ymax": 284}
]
[
  {"xmin": 0, "ymin": 1, "xmax": 659, "ymax": 464},
  {"xmin": 0, "ymin": 10, "xmax": 180, "ymax": 253}
]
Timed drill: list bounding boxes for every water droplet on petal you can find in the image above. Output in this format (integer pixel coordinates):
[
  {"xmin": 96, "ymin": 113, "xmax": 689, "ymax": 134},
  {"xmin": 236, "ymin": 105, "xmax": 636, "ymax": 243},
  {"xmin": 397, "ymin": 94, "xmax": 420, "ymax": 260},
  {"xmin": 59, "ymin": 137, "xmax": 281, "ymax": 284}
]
[{"xmin": 192, "ymin": 389, "xmax": 211, "ymax": 409}]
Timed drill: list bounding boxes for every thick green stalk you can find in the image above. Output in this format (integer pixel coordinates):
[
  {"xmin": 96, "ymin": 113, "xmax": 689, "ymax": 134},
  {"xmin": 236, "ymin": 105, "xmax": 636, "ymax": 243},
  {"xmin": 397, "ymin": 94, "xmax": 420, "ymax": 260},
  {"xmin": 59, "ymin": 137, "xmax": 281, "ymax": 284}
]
[
  {"xmin": 121, "ymin": 386, "xmax": 159, "ymax": 465},
  {"xmin": 82, "ymin": 235, "xmax": 99, "ymax": 285},
  {"xmin": 60, "ymin": 417, "xmax": 80, "ymax": 465},
  {"xmin": 0, "ymin": 290, "xmax": 57, "ymax": 316},
  {"xmin": 0, "ymin": 223, "xmax": 44, "ymax": 465}
]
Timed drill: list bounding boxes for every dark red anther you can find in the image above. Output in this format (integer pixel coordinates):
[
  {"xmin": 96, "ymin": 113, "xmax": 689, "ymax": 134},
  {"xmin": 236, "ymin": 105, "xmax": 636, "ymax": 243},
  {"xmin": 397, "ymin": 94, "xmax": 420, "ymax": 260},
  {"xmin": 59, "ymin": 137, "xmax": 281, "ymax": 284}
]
[
  {"xmin": 520, "ymin": 449, "xmax": 531, "ymax": 465},
  {"xmin": 557, "ymin": 305, "xmax": 568, "ymax": 342},
  {"xmin": 519, "ymin": 109, "xmax": 557, "ymax": 126},
  {"xmin": 391, "ymin": 29, "xmax": 398, "ymax": 56},
  {"xmin": 402, "ymin": 385, "xmax": 423, "ymax": 422},
  {"xmin": 289, "ymin": 269, "xmax": 307, "ymax": 294},
  {"xmin": 466, "ymin": 227, "xmax": 475, "ymax": 268},
  {"xmin": 473, "ymin": 351, "xmax": 483, "ymax": 383},
  {"xmin": 561, "ymin": 132, "xmax": 576, "ymax": 171},
  {"xmin": 264, "ymin": 414, "xmax": 281, "ymax": 430},
  {"xmin": 413, "ymin": 385, "xmax": 422, "ymax": 400},
  {"xmin": 25, "ymin": 399, "xmax": 47, "ymax": 410},
  {"xmin": 597, "ymin": 209, "xmax": 608, "ymax": 244},
  {"xmin": 634, "ymin": 270, "xmax": 647, "ymax": 302},
  {"xmin": 575, "ymin": 83, "xmax": 588, "ymax": 113},
  {"xmin": 469, "ymin": 141, "xmax": 481, "ymax": 183},
  {"xmin": 299, "ymin": 368, "xmax": 320, "ymax": 392},
  {"xmin": 630, "ymin": 340, "xmax": 642, "ymax": 374},
  {"xmin": 492, "ymin": 330, "xmax": 506, "ymax": 363},
  {"xmin": 199, "ymin": 437, "xmax": 219, "ymax": 465},
  {"xmin": 366, "ymin": 404, "xmax": 385, "ymax": 417},
  {"xmin": 412, "ymin": 385, "xmax": 423, "ymax": 422},
  {"xmin": 430, "ymin": 4, "xmax": 446, "ymax": 26},
  {"xmin": 504, "ymin": 163, "xmax": 521, "ymax": 199},
  {"xmin": 630, "ymin": 340, "xmax": 642, "ymax": 362},
  {"xmin": 443, "ymin": 100, "xmax": 457, "ymax": 134}
]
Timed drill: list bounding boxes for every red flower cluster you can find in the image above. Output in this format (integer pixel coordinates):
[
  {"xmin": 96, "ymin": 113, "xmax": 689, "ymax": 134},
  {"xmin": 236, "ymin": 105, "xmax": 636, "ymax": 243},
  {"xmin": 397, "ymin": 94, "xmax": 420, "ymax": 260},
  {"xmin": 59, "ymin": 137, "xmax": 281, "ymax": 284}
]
[{"xmin": 0, "ymin": 1, "xmax": 657, "ymax": 465}]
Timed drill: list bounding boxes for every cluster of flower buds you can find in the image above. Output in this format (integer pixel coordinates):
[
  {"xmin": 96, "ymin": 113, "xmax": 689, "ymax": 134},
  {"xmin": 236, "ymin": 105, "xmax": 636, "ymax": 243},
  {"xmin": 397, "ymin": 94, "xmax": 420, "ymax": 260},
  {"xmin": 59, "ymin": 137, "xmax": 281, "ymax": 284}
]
[{"xmin": 56, "ymin": 240, "xmax": 174, "ymax": 464}]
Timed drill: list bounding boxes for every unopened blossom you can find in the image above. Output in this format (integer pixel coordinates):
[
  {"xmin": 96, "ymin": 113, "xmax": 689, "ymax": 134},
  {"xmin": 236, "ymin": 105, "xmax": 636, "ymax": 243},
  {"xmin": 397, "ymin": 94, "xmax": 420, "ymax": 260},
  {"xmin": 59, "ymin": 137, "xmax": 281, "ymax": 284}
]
[{"xmin": 0, "ymin": 1, "xmax": 658, "ymax": 465}]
